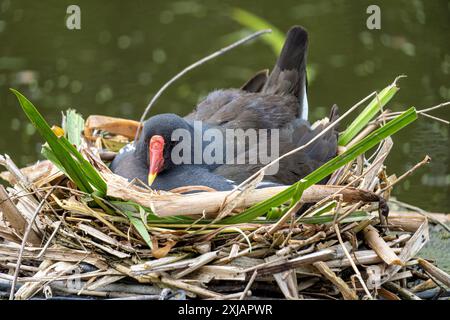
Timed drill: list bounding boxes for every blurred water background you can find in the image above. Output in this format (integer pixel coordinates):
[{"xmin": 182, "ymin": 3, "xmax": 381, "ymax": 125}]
[{"xmin": 0, "ymin": 0, "xmax": 449, "ymax": 268}]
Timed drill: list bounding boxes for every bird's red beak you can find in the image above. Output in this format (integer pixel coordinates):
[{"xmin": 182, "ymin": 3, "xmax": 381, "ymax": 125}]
[{"xmin": 148, "ymin": 135, "xmax": 165, "ymax": 186}]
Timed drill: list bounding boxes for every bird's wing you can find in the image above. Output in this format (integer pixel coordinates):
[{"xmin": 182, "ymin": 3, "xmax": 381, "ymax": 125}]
[
  {"xmin": 240, "ymin": 69, "xmax": 269, "ymax": 93},
  {"xmin": 186, "ymin": 90, "xmax": 299, "ymax": 129},
  {"xmin": 184, "ymin": 89, "xmax": 242, "ymax": 123},
  {"xmin": 213, "ymin": 105, "xmax": 339, "ymax": 185}
]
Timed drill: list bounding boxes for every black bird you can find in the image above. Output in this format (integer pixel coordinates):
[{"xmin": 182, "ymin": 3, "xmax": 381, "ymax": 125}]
[
  {"xmin": 110, "ymin": 113, "xmax": 235, "ymax": 190},
  {"xmin": 110, "ymin": 26, "xmax": 339, "ymax": 190}
]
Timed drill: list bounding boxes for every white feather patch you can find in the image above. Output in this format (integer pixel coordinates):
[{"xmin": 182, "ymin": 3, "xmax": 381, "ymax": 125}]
[{"xmin": 119, "ymin": 143, "xmax": 136, "ymax": 154}]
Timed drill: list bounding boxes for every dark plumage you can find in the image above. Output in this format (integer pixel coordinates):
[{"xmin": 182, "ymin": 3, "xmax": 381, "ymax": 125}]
[
  {"xmin": 110, "ymin": 113, "xmax": 232, "ymax": 190},
  {"xmin": 186, "ymin": 26, "xmax": 309, "ymax": 126},
  {"xmin": 212, "ymin": 106, "xmax": 339, "ymax": 185},
  {"xmin": 110, "ymin": 25, "xmax": 339, "ymax": 191},
  {"xmin": 110, "ymin": 114, "xmax": 193, "ymax": 183},
  {"xmin": 240, "ymin": 69, "xmax": 269, "ymax": 93}
]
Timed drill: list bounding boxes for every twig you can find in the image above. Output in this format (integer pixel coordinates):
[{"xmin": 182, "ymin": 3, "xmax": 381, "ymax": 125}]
[
  {"xmin": 383, "ymin": 221, "xmax": 429, "ymax": 283},
  {"xmin": 336, "ymin": 201, "xmax": 364, "ymax": 224},
  {"xmin": 334, "ymin": 223, "xmax": 373, "ymax": 299},
  {"xmin": 418, "ymin": 101, "xmax": 450, "ymax": 114},
  {"xmin": 239, "ymin": 270, "xmax": 257, "ymax": 300},
  {"xmin": 389, "ymin": 199, "xmax": 450, "ymax": 234},
  {"xmin": 242, "ymin": 255, "xmax": 288, "ymax": 274},
  {"xmin": 107, "ymin": 295, "xmax": 161, "ymax": 300},
  {"xmin": 172, "ymin": 251, "xmax": 219, "ymax": 279},
  {"xmin": 0, "ymin": 154, "xmax": 29, "ymax": 186},
  {"xmin": 313, "ymin": 261, "xmax": 358, "ymax": 300},
  {"xmin": 418, "ymin": 258, "xmax": 450, "ymax": 288},
  {"xmin": 363, "ymin": 224, "xmax": 402, "ymax": 265},
  {"xmin": 382, "ymin": 101, "xmax": 450, "ymax": 124},
  {"xmin": 255, "ymin": 244, "xmax": 351, "ymax": 276},
  {"xmin": 276, "ymin": 232, "xmax": 326, "ymax": 256},
  {"xmin": 9, "ymin": 188, "xmax": 54, "ymax": 300},
  {"xmin": 36, "ymin": 221, "xmax": 62, "ymax": 259},
  {"xmin": 215, "ymin": 244, "xmax": 265, "ymax": 264},
  {"xmin": 377, "ymin": 155, "xmax": 431, "ymax": 194},
  {"xmin": 0, "ymin": 185, "xmax": 41, "ymax": 245},
  {"xmin": 420, "ymin": 112, "xmax": 449, "ymax": 125},
  {"xmin": 411, "ymin": 279, "xmax": 436, "ymax": 293},
  {"xmin": 18, "ymin": 270, "xmax": 122, "ymax": 283},
  {"xmin": 299, "ymin": 151, "xmax": 389, "ymax": 221},
  {"xmin": 268, "ymin": 198, "xmax": 303, "ymax": 235},
  {"xmin": 383, "ymin": 282, "xmax": 421, "ymax": 300},
  {"xmin": 386, "ymin": 101, "xmax": 450, "ymax": 116},
  {"xmin": 160, "ymin": 276, "xmax": 222, "ymax": 299},
  {"xmin": 134, "ymin": 29, "xmax": 272, "ymax": 143},
  {"xmin": 208, "ymin": 291, "xmax": 251, "ymax": 300}
]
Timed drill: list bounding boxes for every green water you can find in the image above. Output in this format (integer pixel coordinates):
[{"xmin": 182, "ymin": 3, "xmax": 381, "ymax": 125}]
[{"xmin": 0, "ymin": 1, "xmax": 449, "ymax": 267}]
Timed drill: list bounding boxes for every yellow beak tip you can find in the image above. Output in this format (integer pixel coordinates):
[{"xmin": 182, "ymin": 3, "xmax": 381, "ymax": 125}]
[{"xmin": 147, "ymin": 173, "xmax": 157, "ymax": 186}]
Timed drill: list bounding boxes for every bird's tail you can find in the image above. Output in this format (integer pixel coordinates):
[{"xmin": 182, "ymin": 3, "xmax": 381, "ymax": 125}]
[{"xmin": 262, "ymin": 26, "xmax": 309, "ymax": 120}]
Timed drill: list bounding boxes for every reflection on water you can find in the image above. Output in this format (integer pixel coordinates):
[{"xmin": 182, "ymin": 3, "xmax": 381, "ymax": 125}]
[{"xmin": 0, "ymin": 0, "xmax": 449, "ymax": 211}]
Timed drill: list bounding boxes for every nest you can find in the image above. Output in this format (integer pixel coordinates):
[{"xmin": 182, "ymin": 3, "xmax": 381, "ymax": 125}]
[{"xmin": 0, "ymin": 101, "xmax": 449, "ymax": 300}]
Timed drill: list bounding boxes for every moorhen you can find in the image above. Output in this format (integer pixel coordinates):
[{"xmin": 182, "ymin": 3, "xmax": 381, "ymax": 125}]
[
  {"xmin": 110, "ymin": 113, "xmax": 235, "ymax": 190},
  {"xmin": 110, "ymin": 25, "xmax": 339, "ymax": 190}
]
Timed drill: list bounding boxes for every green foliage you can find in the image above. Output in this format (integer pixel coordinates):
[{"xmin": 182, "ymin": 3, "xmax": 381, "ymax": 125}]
[
  {"xmin": 63, "ymin": 109, "xmax": 85, "ymax": 147},
  {"xmin": 339, "ymin": 81, "xmax": 400, "ymax": 146},
  {"xmin": 125, "ymin": 211, "xmax": 153, "ymax": 249},
  {"xmin": 11, "ymin": 89, "xmax": 107, "ymax": 196},
  {"xmin": 231, "ymin": 8, "xmax": 285, "ymax": 55}
]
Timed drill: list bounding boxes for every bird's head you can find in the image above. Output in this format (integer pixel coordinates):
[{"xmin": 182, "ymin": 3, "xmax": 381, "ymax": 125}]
[{"xmin": 136, "ymin": 113, "xmax": 191, "ymax": 186}]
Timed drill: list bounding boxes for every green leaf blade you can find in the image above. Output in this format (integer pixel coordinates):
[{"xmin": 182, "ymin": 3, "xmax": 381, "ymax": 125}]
[
  {"xmin": 339, "ymin": 82, "xmax": 400, "ymax": 146},
  {"xmin": 10, "ymin": 89, "xmax": 106, "ymax": 195},
  {"xmin": 125, "ymin": 211, "xmax": 153, "ymax": 249}
]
